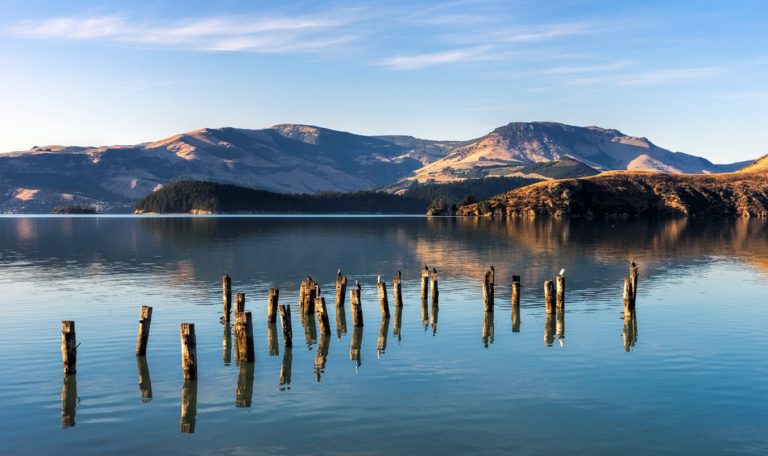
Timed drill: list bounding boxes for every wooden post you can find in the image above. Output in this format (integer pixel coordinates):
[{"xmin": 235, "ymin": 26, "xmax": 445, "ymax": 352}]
[
  {"xmin": 511, "ymin": 275, "xmax": 521, "ymax": 332},
  {"xmin": 350, "ymin": 326, "xmax": 363, "ymax": 367},
  {"xmin": 482, "ymin": 312, "xmax": 494, "ymax": 348},
  {"xmin": 279, "ymin": 304, "xmax": 293, "ymax": 348},
  {"xmin": 430, "ymin": 268, "xmax": 439, "ymax": 304},
  {"xmin": 180, "ymin": 323, "xmax": 197, "ymax": 380},
  {"xmin": 279, "ymin": 347, "xmax": 293, "ymax": 390},
  {"xmin": 267, "ymin": 288, "xmax": 279, "ymax": 324},
  {"xmin": 377, "ymin": 276, "xmax": 390, "ymax": 318},
  {"xmin": 335, "ymin": 270, "xmax": 347, "ymax": 308},
  {"xmin": 420, "ymin": 298, "xmax": 429, "ymax": 329},
  {"xmin": 629, "ymin": 262, "xmax": 638, "ymax": 309},
  {"xmin": 61, "ymin": 374, "xmax": 77, "ymax": 428},
  {"xmin": 350, "ymin": 280, "xmax": 364, "ymax": 327},
  {"xmin": 135, "ymin": 305, "xmax": 153, "ymax": 356},
  {"xmin": 222, "ymin": 323, "xmax": 232, "ymax": 366},
  {"xmin": 489, "ymin": 265, "xmax": 495, "ymax": 301},
  {"xmin": 180, "ymin": 380, "xmax": 197, "ymax": 433},
  {"xmin": 236, "ymin": 363, "xmax": 254, "ymax": 408},
  {"xmin": 393, "ymin": 271, "xmax": 403, "ymax": 308},
  {"xmin": 61, "ymin": 321, "xmax": 77, "ymax": 375},
  {"xmin": 430, "ymin": 301, "xmax": 439, "ymax": 336},
  {"xmin": 544, "ymin": 280, "xmax": 555, "ymax": 314},
  {"xmin": 556, "ymin": 274, "xmax": 565, "ymax": 312},
  {"xmin": 136, "ymin": 355, "xmax": 153, "ymax": 401},
  {"xmin": 222, "ymin": 274, "xmax": 232, "ymax": 321},
  {"xmin": 235, "ymin": 311, "xmax": 255, "ymax": 363},
  {"xmin": 482, "ymin": 270, "xmax": 494, "ymax": 313},
  {"xmin": 314, "ymin": 334, "xmax": 330, "ymax": 382},
  {"xmin": 235, "ymin": 292, "xmax": 246, "ymax": 315},
  {"xmin": 623, "ymin": 277, "xmax": 634, "ymax": 318},
  {"xmin": 299, "ymin": 277, "xmax": 318, "ymax": 314},
  {"xmin": 315, "ymin": 296, "xmax": 331, "ymax": 336},
  {"xmin": 267, "ymin": 322, "xmax": 279, "ymax": 356},
  {"xmin": 420, "ymin": 264, "xmax": 429, "ymax": 301},
  {"xmin": 556, "ymin": 311, "xmax": 565, "ymax": 342}
]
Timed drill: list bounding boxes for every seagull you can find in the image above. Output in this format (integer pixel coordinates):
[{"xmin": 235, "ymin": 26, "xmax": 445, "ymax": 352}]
[{"xmin": 558, "ymin": 268, "xmax": 566, "ymax": 276}]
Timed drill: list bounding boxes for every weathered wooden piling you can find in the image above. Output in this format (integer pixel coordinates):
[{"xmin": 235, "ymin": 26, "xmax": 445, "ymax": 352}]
[
  {"xmin": 235, "ymin": 292, "xmax": 246, "ymax": 315},
  {"xmin": 350, "ymin": 281, "xmax": 364, "ymax": 327},
  {"xmin": 629, "ymin": 261, "xmax": 638, "ymax": 306},
  {"xmin": 335, "ymin": 270, "xmax": 347, "ymax": 308},
  {"xmin": 511, "ymin": 275, "xmax": 521, "ymax": 332},
  {"xmin": 279, "ymin": 347, "xmax": 293, "ymax": 390},
  {"xmin": 61, "ymin": 374, "xmax": 77, "ymax": 428},
  {"xmin": 512, "ymin": 305, "xmax": 521, "ymax": 333},
  {"xmin": 314, "ymin": 334, "xmax": 330, "ymax": 382},
  {"xmin": 267, "ymin": 288, "xmax": 279, "ymax": 324},
  {"xmin": 393, "ymin": 271, "xmax": 403, "ymax": 308},
  {"xmin": 279, "ymin": 304, "xmax": 293, "ymax": 348},
  {"xmin": 556, "ymin": 274, "xmax": 565, "ymax": 312},
  {"xmin": 430, "ymin": 301, "xmax": 439, "ymax": 336},
  {"xmin": 235, "ymin": 311, "xmax": 255, "ymax": 363},
  {"xmin": 544, "ymin": 280, "xmax": 556, "ymax": 314},
  {"xmin": 393, "ymin": 306, "xmax": 403, "ymax": 341},
  {"xmin": 350, "ymin": 326, "xmax": 363, "ymax": 367},
  {"xmin": 483, "ymin": 269, "xmax": 494, "ymax": 312},
  {"xmin": 136, "ymin": 355, "xmax": 153, "ymax": 401},
  {"xmin": 420, "ymin": 298, "xmax": 429, "ymax": 329},
  {"xmin": 623, "ymin": 277, "xmax": 634, "ymax": 318},
  {"xmin": 180, "ymin": 323, "xmax": 197, "ymax": 380},
  {"xmin": 222, "ymin": 274, "xmax": 232, "ymax": 321},
  {"xmin": 431, "ymin": 268, "xmax": 439, "ymax": 304},
  {"xmin": 267, "ymin": 322, "xmax": 279, "ymax": 356},
  {"xmin": 482, "ymin": 312, "xmax": 495, "ymax": 348},
  {"xmin": 377, "ymin": 276, "xmax": 390, "ymax": 318},
  {"xmin": 299, "ymin": 276, "xmax": 318, "ymax": 314},
  {"xmin": 180, "ymin": 379, "xmax": 197, "ymax": 433},
  {"xmin": 61, "ymin": 321, "xmax": 77, "ymax": 375},
  {"xmin": 135, "ymin": 305, "xmax": 153, "ymax": 356},
  {"xmin": 489, "ymin": 265, "xmax": 495, "ymax": 301},
  {"xmin": 420, "ymin": 264, "xmax": 430, "ymax": 301},
  {"xmin": 377, "ymin": 317, "xmax": 390, "ymax": 357},
  {"xmin": 315, "ymin": 296, "xmax": 331, "ymax": 336},
  {"xmin": 222, "ymin": 323, "xmax": 232, "ymax": 366},
  {"xmin": 236, "ymin": 363, "xmax": 254, "ymax": 408}
]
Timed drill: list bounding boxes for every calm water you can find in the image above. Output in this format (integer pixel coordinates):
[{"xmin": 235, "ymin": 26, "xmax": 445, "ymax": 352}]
[{"xmin": 0, "ymin": 216, "xmax": 766, "ymax": 455}]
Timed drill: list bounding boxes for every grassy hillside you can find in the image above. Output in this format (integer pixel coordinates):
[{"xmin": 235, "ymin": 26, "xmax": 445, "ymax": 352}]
[{"xmin": 134, "ymin": 180, "xmax": 427, "ymax": 214}]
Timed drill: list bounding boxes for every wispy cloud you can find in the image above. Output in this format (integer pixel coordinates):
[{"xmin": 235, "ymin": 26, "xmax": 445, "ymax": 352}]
[
  {"xmin": 541, "ymin": 61, "xmax": 631, "ymax": 75},
  {"xmin": 618, "ymin": 67, "xmax": 725, "ymax": 85},
  {"xmin": 12, "ymin": 14, "xmax": 355, "ymax": 54},
  {"xmin": 377, "ymin": 46, "xmax": 495, "ymax": 70}
]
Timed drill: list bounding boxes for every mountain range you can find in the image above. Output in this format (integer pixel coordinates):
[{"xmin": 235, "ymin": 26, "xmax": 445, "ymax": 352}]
[{"xmin": 0, "ymin": 121, "xmax": 756, "ymax": 213}]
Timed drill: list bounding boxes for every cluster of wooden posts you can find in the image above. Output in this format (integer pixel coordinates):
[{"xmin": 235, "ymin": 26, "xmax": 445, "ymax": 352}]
[{"xmin": 59, "ymin": 262, "xmax": 639, "ymax": 431}]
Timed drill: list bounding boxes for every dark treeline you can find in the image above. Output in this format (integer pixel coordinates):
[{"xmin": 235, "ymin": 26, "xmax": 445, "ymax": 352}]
[
  {"xmin": 134, "ymin": 180, "xmax": 428, "ymax": 214},
  {"xmin": 52, "ymin": 204, "xmax": 98, "ymax": 214},
  {"xmin": 402, "ymin": 176, "xmax": 541, "ymax": 206}
]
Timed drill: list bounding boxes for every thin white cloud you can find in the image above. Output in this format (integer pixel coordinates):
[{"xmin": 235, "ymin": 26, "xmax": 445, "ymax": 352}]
[
  {"xmin": 12, "ymin": 14, "xmax": 354, "ymax": 54},
  {"xmin": 618, "ymin": 67, "xmax": 725, "ymax": 85},
  {"xmin": 377, "ymin": 46, "xmax": 495, "ymax": 70},
  {"xmin": 541, "ymin": 61, "xmax": 631, "ymax": 75}
]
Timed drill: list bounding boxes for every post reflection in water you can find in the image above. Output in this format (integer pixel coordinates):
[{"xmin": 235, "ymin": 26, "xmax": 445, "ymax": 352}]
[
  {"xmin": 623, "ymin": 313, "xmax": 638, "ymax": 352},
  {"xmin": 61, "ymin": 374, "xmax": 77, "ymax": 428},
  {"xmin": 336, "ymin": 306, "xmax": 347, "ymax": 341},
  {"xmin": 512, "ymin": 306, "xmax": 521, "ymax": 333},
  {"xmin": 279, "ymin": 347, "xmax": 292, "ymax": 391},
  {"xmin": 556, "ymin": 312, "xmax": 565, "ymax": 347},
  {"xmin": 233, "ymin": 324, "xmax": 240, "ymax": 367},
  {"xmin": 393, "ymin": 306, "xmax": 402, "ymax": 342},
  {"xmin": 301, "ymin": 313, "xmax": 317, "ymax": 350},
  {"xmin": 377, "ymin": 318, "xmax": 390, "ymax": 358},
  {"xmin": 314, "ymin": 334, "xmax": 330, "ymax": 382},
  {"xmin": 420, "ymin": 299, "xmax": 429, "ymax": 331},
  {"xmin": 268, "ymin": 322, "xmax": 279, "ymax": 357},
  {"xmin": 236, "ymin": 363, "xmax": 254, "ymax": 407},
  {"xmin": 350, "ymin": 326, "xmax": 363, "ymax": 369},
  {"xmin": 222, "ymin": 323, "xmax": 232, "ymax": 365},
  {"xmin": 544, "ymin": 313, "xmax": 556, "ymax": 347},
  {"xmin": 430, "ymin": 302, "xmax": 439, "ymax": 336},
  {"xmin": 180, "ymin": 380, "xmax": 198, "ymax": 434},
  {"xmin": 136, "ymin": 356, "xmax": 153, "ymax": 401},
  {"xmin": 482, "ymin": 312, "xmax": 494, "ymax": 348}
]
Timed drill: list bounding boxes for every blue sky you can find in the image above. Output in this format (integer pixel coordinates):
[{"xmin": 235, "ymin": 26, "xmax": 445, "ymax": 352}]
[{"xmin": 0, "ymin": 0, "xmax": 766, "ymax": 162}]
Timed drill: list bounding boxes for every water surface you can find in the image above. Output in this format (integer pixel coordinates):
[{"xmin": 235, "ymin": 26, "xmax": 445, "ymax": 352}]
[{"xmin": 0, "ymin": 216, "xmax": 766, "ymax": 455}]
